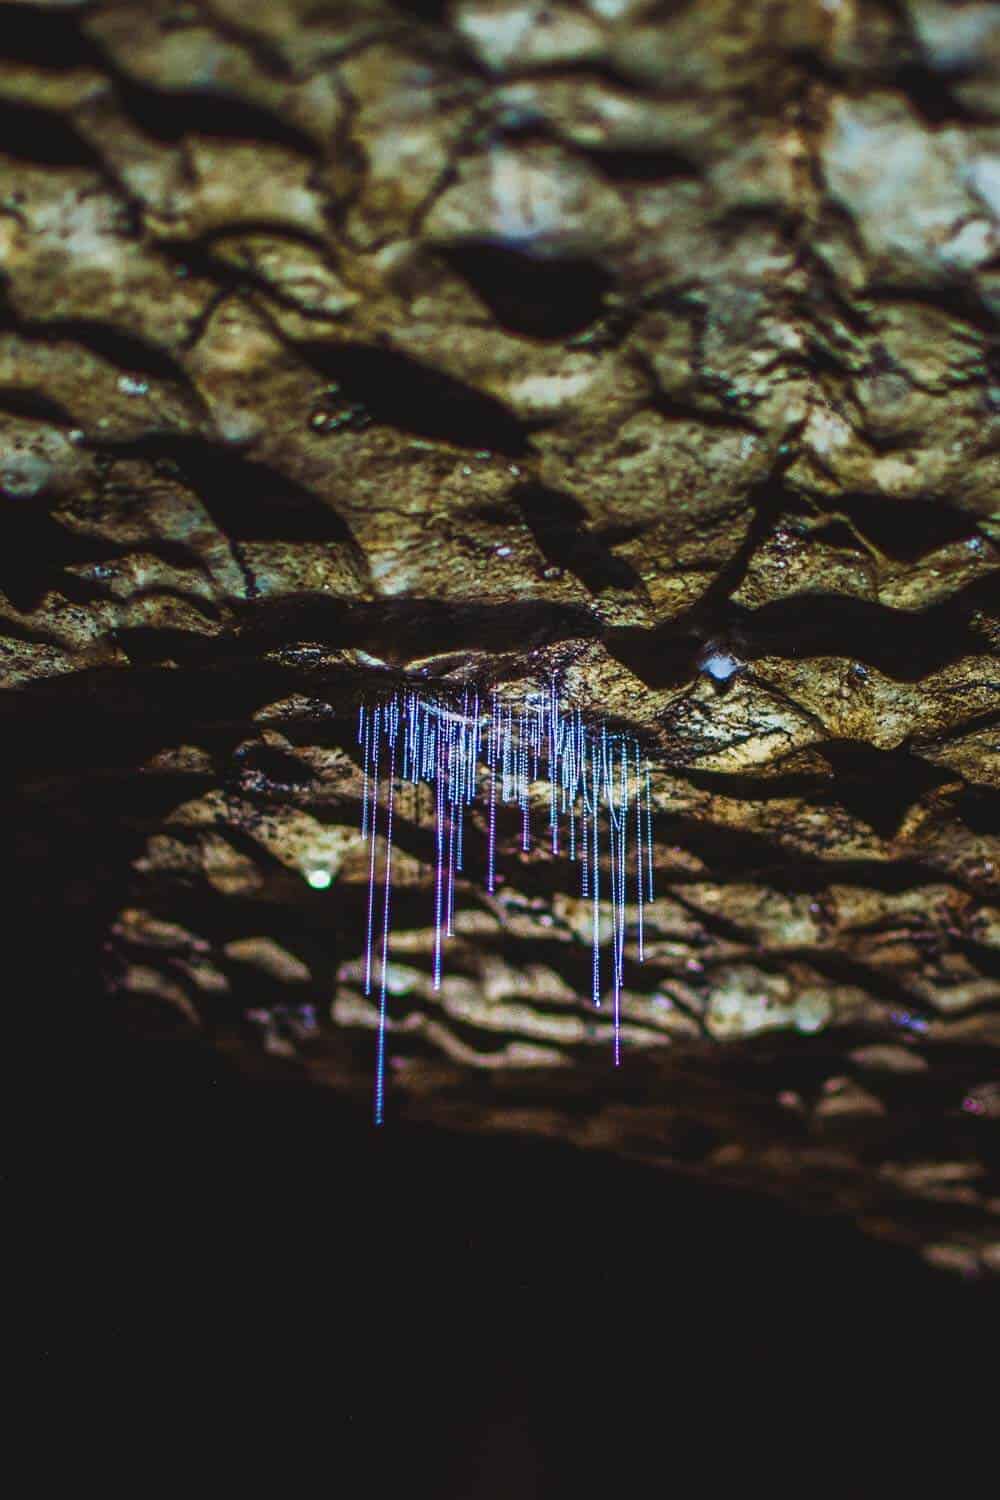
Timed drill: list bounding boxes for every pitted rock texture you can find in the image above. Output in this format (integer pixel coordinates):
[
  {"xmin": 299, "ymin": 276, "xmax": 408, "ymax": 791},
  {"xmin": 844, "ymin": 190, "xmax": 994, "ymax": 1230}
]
[{"xmin": 2, "ymin": 0, "xmax": 999, "ymax": 1273}]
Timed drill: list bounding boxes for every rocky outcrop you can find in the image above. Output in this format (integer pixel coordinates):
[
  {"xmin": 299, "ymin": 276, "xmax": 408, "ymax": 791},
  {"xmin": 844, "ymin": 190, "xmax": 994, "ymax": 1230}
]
[{"xmin": 3, "ymin": 0, "xmax": 999, "ymax": 1273}]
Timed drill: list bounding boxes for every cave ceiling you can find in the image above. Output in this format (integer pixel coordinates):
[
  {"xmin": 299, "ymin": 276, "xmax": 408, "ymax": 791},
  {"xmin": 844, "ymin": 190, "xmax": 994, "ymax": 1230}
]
[{"xmin": 3, "ymin": 0, "xmax": 1000, "ymax": 1274}]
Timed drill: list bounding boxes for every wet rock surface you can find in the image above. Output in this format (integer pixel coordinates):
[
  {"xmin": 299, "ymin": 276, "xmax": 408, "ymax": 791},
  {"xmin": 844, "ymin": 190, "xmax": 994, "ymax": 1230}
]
[{"xmin": 3, "ymin": 0, "xmax": 999, "ymax": 1273}]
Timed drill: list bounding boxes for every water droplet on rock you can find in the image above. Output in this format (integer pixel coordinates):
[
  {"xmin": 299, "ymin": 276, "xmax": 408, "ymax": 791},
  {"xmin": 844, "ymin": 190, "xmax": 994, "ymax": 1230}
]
[{"xmin": 698, "ymin": 650, "xmax": 741, "ymax": 684}]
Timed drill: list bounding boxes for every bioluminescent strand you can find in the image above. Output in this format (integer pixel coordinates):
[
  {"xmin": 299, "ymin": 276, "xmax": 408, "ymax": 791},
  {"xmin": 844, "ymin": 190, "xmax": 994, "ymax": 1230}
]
[
  {"xmin": 359, "ymin": 687, "xmax": 654, "ymax": 1124},
  {"xmin": 374, "ymin": 696, "xmax": 398, "ymax": 1128},
  {"xmin": 362, "ymin": 704, "xmax": 380, "ymax": 995}
]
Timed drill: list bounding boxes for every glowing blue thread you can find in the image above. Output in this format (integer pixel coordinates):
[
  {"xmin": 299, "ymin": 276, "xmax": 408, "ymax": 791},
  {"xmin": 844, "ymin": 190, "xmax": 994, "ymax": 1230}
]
[
  {"xmin": 644, "ymin": 765, "xmax": 654, "ymax": 904},
  {"xmin": 433, "ymin": 720, "xmax": 445, "ymax": 990},
  {"xmin": 446, "ymin": 719, "xmax": 457, "ymax": 937},
  {"xmin": 487, "ymin": 691, "xmax": 499, "ymax": 893},
  {"xmin": 359, "ymin": 705, "xmax": 370, "ymax": 839},
  {"xmin": 364, "ymin": 705, "xmax": 380, "ymax": 995},
  {"xmin": 374, "ymin": 696, "xmax": 398, "ymax": 1126},
  {"xmin": 635, "ymin": 739, "xmax": 644, "ymax": 963},
  {"xmin": 591, "ymin": 737, "xmax": 601, "ymax": 1009},
  {"xmin": 358, "ymin": 683, "xmax": 655, "ymax": 1116}
]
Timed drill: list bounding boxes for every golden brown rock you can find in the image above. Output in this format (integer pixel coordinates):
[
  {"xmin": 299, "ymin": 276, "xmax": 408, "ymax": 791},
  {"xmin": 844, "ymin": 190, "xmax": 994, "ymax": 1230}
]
[{"xmin": 2, "ymin": 0, "xmax": 998, "ymax": 1275}]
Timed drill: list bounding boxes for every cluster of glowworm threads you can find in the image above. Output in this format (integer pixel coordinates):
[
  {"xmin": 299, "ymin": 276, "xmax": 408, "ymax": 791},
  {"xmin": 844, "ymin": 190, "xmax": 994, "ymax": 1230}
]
[{"xmin": 357, "ymin": 686, "xmax": 655, "ymax": 1124}]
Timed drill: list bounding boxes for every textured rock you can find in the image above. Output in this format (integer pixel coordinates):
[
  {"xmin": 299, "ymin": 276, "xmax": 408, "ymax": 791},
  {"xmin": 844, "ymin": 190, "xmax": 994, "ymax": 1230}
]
[{"xmin": 2, "ymin": 0, "xmax": 999, "ymax": 1273}]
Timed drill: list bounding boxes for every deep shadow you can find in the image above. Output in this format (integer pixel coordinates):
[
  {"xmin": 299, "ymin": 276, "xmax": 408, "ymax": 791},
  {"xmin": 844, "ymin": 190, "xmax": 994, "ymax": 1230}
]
[
  {"xmin": 832, "ymin": 491, "xmax": 984, "ymax": 561},
  {"xmin": 437, "ymin": 242, "xmax": 615, "ymax": 341},
  {"xmin": 11, "ymin": 318, "xmax": 195, "ymax": 387},
  {"xmin": 61, "ymin": 1027, "xmax": 999, "ymax": 1495},
  {"xmin": 513, "ymin": 483, "xmax": 645, "ymax": 594},
  {"xmin": 294, "ymin": 340, "xmax": 532, "ymax": 455},
  {"xmin": 816, "ymin": 741, "xmax": 959, "ymax": 839},
  {"xmin": 578, "ymin": 144, "xmax": 697, "ymax": 183},
  {"xmin": 0, "ymin": 3, "xmax": 102, "ymax": 71},
  {"xmin": 0, "ymin": 95, "xmax": 105, "ymax": 168},
  {"xmin": 93, "ymin": 435, "xmax": 361, "ymax": 544}
]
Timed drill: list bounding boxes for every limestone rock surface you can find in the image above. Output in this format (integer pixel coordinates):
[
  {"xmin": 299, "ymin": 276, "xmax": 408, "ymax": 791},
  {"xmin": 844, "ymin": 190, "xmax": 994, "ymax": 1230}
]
[{"xmin": 3, "ymin": 0, "xmax": 999, "ymax": 1273}]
